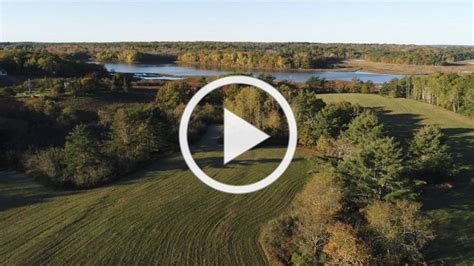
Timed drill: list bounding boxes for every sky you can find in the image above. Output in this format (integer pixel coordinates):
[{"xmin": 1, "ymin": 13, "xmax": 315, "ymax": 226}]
[{"xmin": 0, "ymin": 0, "xmax": 472, "ymax": 45}]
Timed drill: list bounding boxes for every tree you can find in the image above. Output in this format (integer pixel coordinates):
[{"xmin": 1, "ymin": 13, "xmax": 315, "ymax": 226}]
[
  {"xmin": 341, "ymin": 110, "xmax": 384, "ymax": 145},
  {"xmin": 108, "ymin": 105, "xmax": 174, "ymax": 171},
  {"xmin": 364, "ymin": 200, "xmax": 434, "ymax": 263},
  {"xmin": 79, "ymin": 73, "xmax": 104, "ymax": 93},
  {"xmin": 323, "ymin": 222, "xmax": 371, "ymax": 264},
  {"xmin": 64, "ymin": 124, "xmax": 111, "ymax": 187},
  {"xmin": 337, "ymin": 137, "xmax": 416, "ymax": 203},
  {"xmin": 257, "ymin": 73, "xmax": 276, "ymax": 85},
  {"xmin": 380, "ymin": 78, "xmax": 407, "ymax": 97},
  {"xmin": 409, "ymin": 125, "xmax": 455, "ymax": 182},
  {"xmin": 24, "ymin": 147, "xmax": 66, "ymax": 185},
  {"xmin": 155, "ymin": 81, "xmax": 193, "ymax": 108},
  {"xmin": 291, "ymin": 90, "xmax": 326, "ymax": 125},
  {"xmin": 224, "ymin": 86, "xmax": 287, "ymax": 138},
  {"xmin": 315, "ymin": 136, "xmax": 352, "ymax": 159},
  {"xmin": 291, "ymin": 90, "xmax": 326, "ymax": 146},
  {"xmin": 405, "ymin": 73, "xmax": 474, "ymax": 117},
  {"xmin": 305, "ymin": 76, "xmax": 327, "ymax": 92},
  {"xmin": 123, "ymin": 76, "xmax": 130, "ymax": 92},
  {"xmin": 262, "ymin": 215, "xmax": 298, "ymax": 264},
  {"xmin": 305, "ymin": 102, "xmax": 361, "ymax": 145},
  {"xmin": 225, "ymin": 86, "xmax": 266, "ymax": 127},
  {"xmin": 292, "ymin": 168, "xmax": 342, "ymax": 259},
  {"xmin": 277, "ymin": 80, "xmax": 299, "ymax": 99},
  {"xmin": 110, "ymin": 73, "xmax": 132, "ymax": 92}
]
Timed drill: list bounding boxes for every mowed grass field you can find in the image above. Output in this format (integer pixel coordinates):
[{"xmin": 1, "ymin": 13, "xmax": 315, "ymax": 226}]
[
  {"xmin": 1, "ymin": 93, "xmax": 473, "ymax": 264},
  {"xmin": 0, "ymin": 147, "xmax": 314, "ymax": 264},
  {"xmin": 319, "ymin": 93, "xmax": 474, "ymax": 263}
]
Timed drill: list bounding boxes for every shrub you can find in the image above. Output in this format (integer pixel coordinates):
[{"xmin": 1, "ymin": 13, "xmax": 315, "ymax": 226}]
[{"xmin": 24, "ymin": 147, "xmax": 66, "ymax": 185}]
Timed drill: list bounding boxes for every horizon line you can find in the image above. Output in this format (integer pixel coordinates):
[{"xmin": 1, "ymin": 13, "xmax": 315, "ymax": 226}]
[{"xmin": 1, "ymin": 40, "xmax": 473, "ymax": 47}]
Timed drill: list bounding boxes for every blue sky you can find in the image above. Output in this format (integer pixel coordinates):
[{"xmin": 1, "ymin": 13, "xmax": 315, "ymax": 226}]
[{"xmin": 1, "ymin": 1, "xmax": 472, "ymax": 45}]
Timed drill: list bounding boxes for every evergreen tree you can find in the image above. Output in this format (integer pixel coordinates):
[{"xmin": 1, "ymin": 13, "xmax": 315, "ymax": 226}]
[
  {"xmin": 309, "ymin": 102, "xmax": 362, "ymax": 141},
  {"xmin": 409, "ymin": 125, "xmax": 455, "ymax": 182},
  {"xmin": 337, "ymin": 137, "xmax": 416, "ymax": 203},
  {"xmin": 341, "ymin": 111, "xmax": 384, "ymax": 145},
  {"xmin": 64, "ymin": 124, "xmax": 111, "ymax": 187}
]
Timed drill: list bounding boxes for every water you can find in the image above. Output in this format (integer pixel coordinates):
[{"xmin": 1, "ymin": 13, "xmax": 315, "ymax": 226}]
[{"xmin": 104, "ymin": 63, "xmax": 403, "ymax": 83}]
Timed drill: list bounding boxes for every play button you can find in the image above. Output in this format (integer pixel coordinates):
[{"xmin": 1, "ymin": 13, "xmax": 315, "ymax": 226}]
[
  {"xmin": 179, "ymin": 76, "xmax": 297, "ymax": 194},
  {"xmin": 224, "ymin": 108, "xmax": 270, "ymax": 165}
]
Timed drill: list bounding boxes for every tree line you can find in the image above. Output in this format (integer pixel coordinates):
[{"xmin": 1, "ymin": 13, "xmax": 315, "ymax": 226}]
[
  {"xmin": 178, "ymin": 50, "xmax": 334, "ymax": 69},
  {"xmin": 94, "ymin": 49, "xmax": 175, "ymax": 63},
  {"xmin": 0, "ymin": 49, "xmax": 106, "ymax": 77},
  {"xmin": 0, "ymin": 79, "xmax": 218, "ymax": 188},
  {"xmin": 2, "ymin": 42, "xmax": 473, "ymax": 68},
  {"xmin": 380, "ymin": 73, "xmax": 474, "ymax": 117}
]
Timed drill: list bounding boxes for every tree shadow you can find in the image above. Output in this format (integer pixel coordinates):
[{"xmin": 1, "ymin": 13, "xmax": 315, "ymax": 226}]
[
  {"xmin": 84, "ymin": 90, "xmax": 156, "ymax": 104},
  {"xmin": 442, "ymin": 127, "xmax": 474, "ymax": 170},
  {"xmin": 423, "ymin": 175, "xmax": 474, "ymax": 263},
  {"xmin": 0, "ymin": 171, "xmax": 79, "ymax": 212},
  {"xmin": 369, "ymin": 106, "xmax": 424, "ymax": 142},
  {"xmin": 194, "ymin": 156, "xmax": 304, "ymax": 170}
]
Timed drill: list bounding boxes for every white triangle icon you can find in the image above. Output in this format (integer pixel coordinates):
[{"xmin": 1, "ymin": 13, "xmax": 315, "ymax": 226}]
[{"xmin": 224, "ymin": 108, "xmax": 270, "ymax": 165}]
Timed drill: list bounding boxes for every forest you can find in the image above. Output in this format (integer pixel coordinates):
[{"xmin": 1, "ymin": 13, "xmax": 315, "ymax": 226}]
[
  {"xmin": 0, "ymin": 49, "xmax": 106, "ymax": 77},
  {"xmin": 2, "ymin": 42, "xmax": 473, "ymax": 68}
]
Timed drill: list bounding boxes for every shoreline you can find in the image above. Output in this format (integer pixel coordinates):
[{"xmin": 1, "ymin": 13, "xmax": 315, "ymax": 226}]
[{"xmin": 101, "ymin": 59, "xmax": 474, "ymax": 76}]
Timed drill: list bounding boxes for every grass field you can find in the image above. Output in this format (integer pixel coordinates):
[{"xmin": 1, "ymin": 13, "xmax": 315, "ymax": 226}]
[
  {"xmin": 0, "ymin": 147, "xmax": 314, "ymax": 264},
  {"xmin": 319, "ymin": 93, "xmax": 474, "ymax": 263},
  {"xmin": 1, "ymin": 93, "xmax": 473, "ymax": 264}
]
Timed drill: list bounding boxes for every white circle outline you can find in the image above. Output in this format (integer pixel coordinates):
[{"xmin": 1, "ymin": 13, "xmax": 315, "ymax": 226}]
[{"xmin": 179, "ymin": 76, "xmax": 297, "ymax": 194}]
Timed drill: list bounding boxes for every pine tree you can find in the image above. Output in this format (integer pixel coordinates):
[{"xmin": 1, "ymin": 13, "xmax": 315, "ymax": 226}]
[
  {"xmin": 64, "ymin": 124, "xmax": 111, "ymax": 187},
  {"xmin": 341, "ymin": 111, "xmax": 384, "ymax": 145},
  {"xmin": 309, "ymin": 102, "xmax": 362, "ymax": 141},
  {"xmin": 409, "ymin": 125, "xmax": 454, "ymax": 182},
  {"xmin": 337, "ymin": 137, "xmax": 416, "ymax": 203}
]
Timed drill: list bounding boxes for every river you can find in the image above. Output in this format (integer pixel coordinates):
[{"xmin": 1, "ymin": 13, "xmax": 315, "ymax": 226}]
[{"xmin": 103, "ymin": 63, "xmax": 403, "ymax": 83}]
